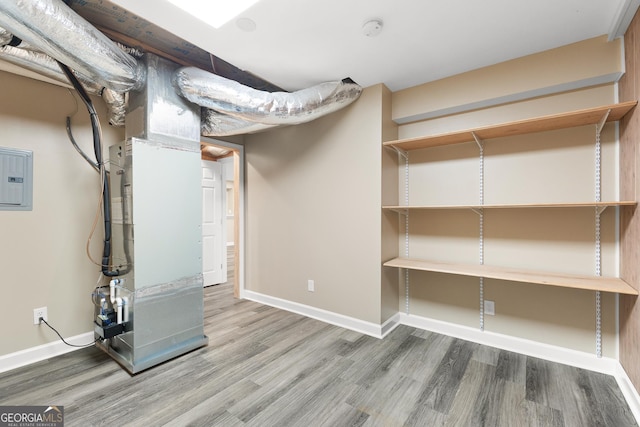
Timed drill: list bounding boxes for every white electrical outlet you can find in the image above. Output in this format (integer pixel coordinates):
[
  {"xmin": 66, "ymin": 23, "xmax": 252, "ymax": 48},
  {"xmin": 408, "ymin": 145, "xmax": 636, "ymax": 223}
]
[
  {"xmin": 307, "ymin": 279, "xmax": 315, "ymax": 292},
  {"xmin": 484, "ymin": 300, "xmax": 495, "ymax": 316},
  {"xmin": 33, "ymin": 307, "xmax": 47, "ymax": 325}
]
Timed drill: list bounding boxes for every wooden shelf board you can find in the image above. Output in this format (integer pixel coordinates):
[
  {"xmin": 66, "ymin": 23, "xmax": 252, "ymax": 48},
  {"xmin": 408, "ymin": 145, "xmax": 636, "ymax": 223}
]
[
  {"xmin": 383, "ymin": 201, "xmax": 637, "ymax": 212},
  {"xmin": 383, "ymin": 101, "xmax": 638, "ymax": 151},
  {"xmin": 383, "ymin": 257, "xmax": 638, "ymax": 295}
]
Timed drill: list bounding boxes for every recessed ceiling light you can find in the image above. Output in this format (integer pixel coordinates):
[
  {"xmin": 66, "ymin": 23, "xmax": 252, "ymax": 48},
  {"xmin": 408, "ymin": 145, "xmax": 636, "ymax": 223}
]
[
  {"xmin": 165, "ymin": 0, "xmax": 261, "ymax": 29},
  {"xmin": 236, "ymin": 17, "xmax": 257, "ymax": 32}
]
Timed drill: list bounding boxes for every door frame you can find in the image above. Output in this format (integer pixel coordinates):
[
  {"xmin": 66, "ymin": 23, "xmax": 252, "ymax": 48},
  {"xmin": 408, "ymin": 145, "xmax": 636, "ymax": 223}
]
[
  {"xmin": 201, "ymin": 137, "xmax": 245, "ymax": 298},
  {"xmin": 201, "ymin": 158, "xmax": 225, "ymax": 286}
]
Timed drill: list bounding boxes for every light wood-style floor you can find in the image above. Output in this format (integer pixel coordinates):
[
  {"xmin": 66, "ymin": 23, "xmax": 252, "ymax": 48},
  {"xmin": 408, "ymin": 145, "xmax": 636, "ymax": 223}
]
[{"xmin": 0, "ymin": 280, "xmax": 637, "ymax": 427}]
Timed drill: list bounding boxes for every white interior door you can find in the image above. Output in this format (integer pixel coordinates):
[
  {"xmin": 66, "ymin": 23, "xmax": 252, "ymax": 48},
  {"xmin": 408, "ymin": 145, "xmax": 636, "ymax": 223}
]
[{"xmin": 202, "ymin": 160, "xmax": 226, "ymax": 286}]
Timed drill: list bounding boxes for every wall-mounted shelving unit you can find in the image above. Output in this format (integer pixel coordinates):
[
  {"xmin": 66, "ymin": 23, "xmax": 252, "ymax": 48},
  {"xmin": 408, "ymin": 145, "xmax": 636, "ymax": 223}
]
[
  {"xmin": 383, "ymin": 101, "xmax": 637, "ymax": 151},
  {"xmin": 383, "ymin": 258, "xmax": 637, "ymax": 295},
  {"xmin": 383, "ymin": 201, "xmax": 637, "ymax": 214},
  {"xmin": 383, "ymin": 100, "xmax": 638, "ymax": 356}
]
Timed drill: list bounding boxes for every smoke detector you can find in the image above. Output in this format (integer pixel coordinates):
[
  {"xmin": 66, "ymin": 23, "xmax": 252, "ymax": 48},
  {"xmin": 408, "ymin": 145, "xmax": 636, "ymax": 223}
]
[{"xmin": 362, "ymin": 19, "xmax": 383, "ymax": 37}]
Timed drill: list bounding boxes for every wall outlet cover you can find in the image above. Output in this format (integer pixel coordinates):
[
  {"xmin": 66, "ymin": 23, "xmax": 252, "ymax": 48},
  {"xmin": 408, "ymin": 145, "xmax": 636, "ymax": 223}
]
[
  {"xmin": 484, "ymin": 300, "xmax": 495, "ymax": 316},
  {"xmin": 33, "ymin": 306, "xmax": 48, "ymax": 325}
]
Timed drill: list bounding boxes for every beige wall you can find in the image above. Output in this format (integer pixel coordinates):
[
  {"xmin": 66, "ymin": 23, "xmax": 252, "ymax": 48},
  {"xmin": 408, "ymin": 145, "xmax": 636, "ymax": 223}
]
[
  {"xmin": 391, "ymin": 39, "xmax": 623, "ymax": 356},
  {"xmin": 245, "ymin": 84, "xmax": 396, "ymax": 324},
  {"xmin": 392, "ymin": 35, "xmax": 623, "ymax": 124},
  {"xmin": 0, "ymin": 71, "xmax": 123, "ymax": 355}
]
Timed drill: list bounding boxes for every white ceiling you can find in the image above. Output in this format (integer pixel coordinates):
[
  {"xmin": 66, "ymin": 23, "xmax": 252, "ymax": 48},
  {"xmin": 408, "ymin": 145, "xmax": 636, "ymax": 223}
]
[{"xmin": 94, "ymin": 0, "xmax": 639, "ymax": 92}]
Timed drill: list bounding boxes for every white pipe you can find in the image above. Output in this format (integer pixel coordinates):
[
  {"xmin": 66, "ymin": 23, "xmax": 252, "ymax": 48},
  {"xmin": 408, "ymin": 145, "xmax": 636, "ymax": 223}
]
[
  {"xmin": 109, "ymin": 278, "xmax": 126, "ymax": 324},
  {"xmin": 116, "ymin": 297, "xmax": 123, "ymax": 325},
  {"xmin": 109, "ymin": 278, "xmax": 120, "ymax": 305},
  {"xmin": 122, "ymin": 297, "xmax": 129, "ymax": 323},
  {"xmin": 99, "ymin": 297, "xmax": 107, "ymax": 315}
]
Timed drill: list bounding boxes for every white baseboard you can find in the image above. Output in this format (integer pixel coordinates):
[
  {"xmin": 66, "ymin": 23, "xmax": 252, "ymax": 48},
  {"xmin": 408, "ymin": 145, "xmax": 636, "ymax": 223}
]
[
  {"xmin": 615, "ymin": 364, "xmax": 640, "ymax": 424},
  {"xmin": 0, "ymin": 332, "xmax": 94, "ymax": 374},
  {"xmin": 399, "ymin": 313, "xmax": 618, "ymax": 374},
  {"xmin": 243, "ymin": 290, "xmax": 387, "ymax": 338},
  {"xmin": 381, "ymin": 312, "xmax": 401, "ymax": 338},
  {"xmin": 241, "ymin": 292, "xmax": 618, "ymax": 375}
]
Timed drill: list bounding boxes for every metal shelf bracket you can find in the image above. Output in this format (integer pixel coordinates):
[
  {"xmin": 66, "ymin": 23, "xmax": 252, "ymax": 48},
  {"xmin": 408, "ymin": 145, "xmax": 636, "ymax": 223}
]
[
  {"xmin": 596, "ymin": 109, "xmax": 611, "ymax": 134},
  {"xmin": 386, "ymin": 144, "xmax": 408, "ymax": 160}
]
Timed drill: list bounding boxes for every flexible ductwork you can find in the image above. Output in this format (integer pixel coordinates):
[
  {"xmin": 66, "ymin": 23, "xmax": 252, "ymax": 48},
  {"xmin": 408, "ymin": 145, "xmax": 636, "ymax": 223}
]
[
  {"xmin": 0, "ymin": 0, "xmax": 144, "ymax": 92},
  {"xmin": 0, "ymin": 2, "xmax": 362, "ymax": 136},
  {"xmin": 0, "ymin": 44, "xmax": 76, "ymax": 86},
  {"xmin": 174, "ymin": 67, "xmax": 362, "ymax": 126},
  {"xmin": 101, "ymin": 89, "xmax": 127, "ymax": 127},
  {"xmin": 0, "ymin": 45, "xmax": 126, "ymax": 125},
  {"xmin": 0, "ymin": 27, "xmax": 13, "ymax": 46},
  {"xmin": 201, "ymin": 108, "xmax": 277, "ymax": 137},
  {"xmin": 0, "ymin": 26, "xmax": 36, "ymax": 51}
]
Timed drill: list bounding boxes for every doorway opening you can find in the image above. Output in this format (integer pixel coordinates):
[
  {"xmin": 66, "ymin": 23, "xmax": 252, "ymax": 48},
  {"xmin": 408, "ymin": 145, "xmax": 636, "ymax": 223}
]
[{"xmin": 201, "ymin": 138, "xmax": 244, "ymax": 298}]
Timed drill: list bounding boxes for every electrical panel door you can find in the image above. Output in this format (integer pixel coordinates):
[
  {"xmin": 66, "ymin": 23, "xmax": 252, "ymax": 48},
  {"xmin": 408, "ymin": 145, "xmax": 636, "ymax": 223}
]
[{"xmin": 0, "ymin": 147, "xmax": 33, "ymax": 211}]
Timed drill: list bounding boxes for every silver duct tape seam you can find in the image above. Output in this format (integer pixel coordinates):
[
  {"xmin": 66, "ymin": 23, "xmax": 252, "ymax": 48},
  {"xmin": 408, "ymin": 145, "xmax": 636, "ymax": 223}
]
[
  {"xmin": 0, "ymin": 0, "xmax": 144, "ymax": 92},
  {"xmin": 134, "ymin": 274, "xmax": 204, "ymax": 299},
  {"xmin": 102, "ymin": 89, "xmax": 127, "ymax": 127},
  {"xmin": 174, "ymin": 67, "xmax": 363, "ymax": 126},
  {"xmin": 0, "ymin": 27, "xmax": 13, "ymax": 46},
  {"xmin": 201, "ymin": 108, "xmax": 277, "ymax": 136}
]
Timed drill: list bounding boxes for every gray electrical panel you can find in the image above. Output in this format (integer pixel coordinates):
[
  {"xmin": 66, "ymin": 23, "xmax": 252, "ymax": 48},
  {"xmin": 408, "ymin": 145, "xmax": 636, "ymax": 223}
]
[{"xmin": 0, "ymin": 147, "xmax": 33, "ymax": 211}]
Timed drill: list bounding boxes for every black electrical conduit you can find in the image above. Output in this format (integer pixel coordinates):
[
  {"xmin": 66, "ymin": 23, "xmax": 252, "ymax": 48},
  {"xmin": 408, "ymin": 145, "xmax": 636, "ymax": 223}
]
[
  {"xmin": 57, "ymin": 61, "xmax": 120, "ymax": 277},
  {"xmin": 65, "ymin": 117, "xmax": 99, "ymax": 172}
]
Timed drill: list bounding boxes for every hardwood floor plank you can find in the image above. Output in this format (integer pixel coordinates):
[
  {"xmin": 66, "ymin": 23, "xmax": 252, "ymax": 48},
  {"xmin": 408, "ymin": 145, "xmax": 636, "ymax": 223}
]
[
  {"xmin": 318, "ymin": 403, "xmax": 370, "ymax": 427},
  {"xmin": 442, "ymin": 359, "xmax": 495, "ymax": 426},
  {"xmin": 494, "ymin": 380, "xmax": 530, "ymax": 427},
  {"xmin": 248, "ymin": 324, "xmax": 350, "ymax": 387},
  {"xmin": 587, "ymin": 370, "xmax": 638, "ymax": 426},
  {"xmin": 414, "ymin": 339, "xmax": 477, "ymax": 413},
  {"xmin": 347, "ymin": 375, "xmax": 425, "ymax": 426},
  {"xmin": 239, "ymin": 356, "xmax": 354, "ymax": 426},
  {"xmin": 495, "ymin": 349, "xmax": 527, "ymax": 384},
  {"xmin": 526, "ymin": 356, "xmax": 554, "ymax": 406},
  {"xmin": 403, "ymin": 405, "xmax": 448, "ymax": 427},
  {"xmin": 472, "ymin": 343, "xmax": 501, "ymax": 366},
  {"xmin": 160, "ymin": 379, "xmax": 259, "ymax": 427},
  {"xmin": 526, "ymin": 401, "xmax": 565, "ymax": 427}
]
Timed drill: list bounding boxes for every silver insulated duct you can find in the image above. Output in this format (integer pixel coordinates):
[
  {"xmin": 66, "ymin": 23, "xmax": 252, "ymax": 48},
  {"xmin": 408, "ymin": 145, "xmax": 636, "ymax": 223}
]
[
  {"xmin": 0, "ymin": 0, "xmax": 144, "ymax": 92},
  {"xmin": 0, "ymin": 27, "xmax": 12, "ymax": 46},
  {"xmin": 174, "ymin": 67, "xmax": 363, "ymax": 127}
]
